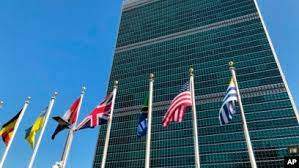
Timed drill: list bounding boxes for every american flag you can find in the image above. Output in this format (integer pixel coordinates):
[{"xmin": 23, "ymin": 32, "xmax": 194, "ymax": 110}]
[
  {"xmin": 162, "ymin": 82, "xmax": 192, "ymax": 127},
  {"xmin": 75, "ymin": 93, "xmax": 113, "ymax": 131}
]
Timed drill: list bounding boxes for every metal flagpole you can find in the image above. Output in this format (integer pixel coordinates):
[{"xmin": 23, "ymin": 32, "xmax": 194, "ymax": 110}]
[
  {"xmin": 0, "ymin": 97, "xmax": 31, "ymax": 168},
  {"xmin": 61, "ymin": 87, "xmax": 86, "ymax": 168},
  {"xmin": 28, "ymin": 92, "xmax": 58, "ymax": 168},
  {"xmin": 0, "ymin": 101, "xmax": 3, "ymax": 109},
  {"xmin": 189, "ymin": 67, "xmax": 201, "ymax": 168},
  {"xmin": 101, "ymin": 81, "xmax": 118, "ymax": 168},
  {"xmin": 229, "ymin": 61, "xmax": 257, "ymax": 168},
  {"xmin": 145, "ymin": 73, "xmax": 154, "ymax": 168}
]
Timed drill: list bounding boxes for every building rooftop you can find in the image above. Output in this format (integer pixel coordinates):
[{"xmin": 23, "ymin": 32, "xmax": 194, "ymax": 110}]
[
  {"xmin": 123, "ymin": 0, "xmax": 142, "ymax": 5},
  {"xmin": 123, "ymin": 0, "xmax": 153, "ymax": 9}
]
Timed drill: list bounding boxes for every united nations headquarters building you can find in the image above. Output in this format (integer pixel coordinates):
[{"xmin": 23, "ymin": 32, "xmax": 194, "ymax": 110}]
[{"xmin": 93, "ymin": 0, "xmax": 299, "ymax": 167}]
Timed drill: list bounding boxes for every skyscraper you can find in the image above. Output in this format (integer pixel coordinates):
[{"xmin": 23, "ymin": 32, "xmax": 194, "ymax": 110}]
[{"xmin": 93, "ymin": 0, "xmax": 299, "ymax": 167}]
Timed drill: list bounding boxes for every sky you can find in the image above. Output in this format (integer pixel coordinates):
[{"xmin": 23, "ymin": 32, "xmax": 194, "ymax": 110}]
[{"xmin": 0, "ymin": 0, "xmax": 298, "ymax": 167}]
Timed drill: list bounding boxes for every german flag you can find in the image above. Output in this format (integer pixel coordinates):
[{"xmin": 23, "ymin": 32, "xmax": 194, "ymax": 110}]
[{"xmin": 0, "ymin": 111, "xmax": 21, "ymax": 145}]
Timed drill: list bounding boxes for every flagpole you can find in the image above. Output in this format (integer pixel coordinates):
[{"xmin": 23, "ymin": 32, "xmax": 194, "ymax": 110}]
[
  {"xmin": 0, "ymin": 97, "xmax": 31, "ymax": 168},
  {"xmin": 0, "ymin": 101, "xmax": 3, "ymax": 109},
  {"xmin": 145, "ymin": 73, "xmax": 154, "ymax": 168},
  {"xmin": 61, "ymin": 87, "xmax": 86, "ymax": 168},
  {"xmin": 28, "ymin": 92, "xmax": 58, "ymax": 168},
  {"xmin": 101, "ymin": 81, "xmax": 118, "ymax": 168},
  {"xmin": 229, "ymin": 61, "xmax": 257, "ymax": 168},
  {"xmin": 189, "ymin": 67, "xmax": 201, "ymax": 168}
]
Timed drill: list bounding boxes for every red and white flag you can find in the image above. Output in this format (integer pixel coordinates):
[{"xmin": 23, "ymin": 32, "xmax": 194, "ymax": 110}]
[
  {"xmin": 51, "ymin": 97, "xmax": 81, "ymax": 139},
  {"xmin": 162, "ymin": 82, "xmax": 192, "ymax": 127}
]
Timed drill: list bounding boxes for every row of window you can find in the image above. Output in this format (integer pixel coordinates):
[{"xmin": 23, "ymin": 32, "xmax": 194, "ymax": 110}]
[
  {"xmin": 105, "ymin": 116, "xmax": 296, "ymax": 139},
  {"xmin": 95, "ymin": 128, "xmax": 299, "ymax": 165},
  {"xmin": 113, "ymin": 78, "xmax": 283, "ymax": 108},
  {"xmin": 111, "ymin": 91, "xmax": 289, "ymax": 126},
  {"xmin": 114, "ymin": 20, "xmax": 264, "ymax": 70},
  {"xmin": 99, "ymin": 126, "xmax": 299, "ymax": 153},
  {"xmin": 111, "ymin": 92, "xmax": 290, "ymax": 125},
  {"xmin": 110, "ymin": 108, "xmax": 294, "ymax": 133},
  {"xmin": 113, "ymin": 37, "xmax": 269, "ymax": 79},
  {"xmin": 114, "ymin": 19, "xmax": 262, "ymax": 64},
  {"xmin": 121, "ymin": 0, "xmax": 251, "ymax": 24},
  {"xmin": 118, "ymin": 7, "xmax": 257, "ymax": 47},
  {"xmin": 117, "ymin": 0, "xmax": 256, "ymax": 46},
  {"xmin": 111, "ymin": 54, "xmax": 276, "ymax": 92},
  {"xmin": 94, "ymin": 160, "xmax": 281, "ymax": 168},
  {"xmin": 94, "ymin": 148, "xmax": 287, "ymax": 167}
]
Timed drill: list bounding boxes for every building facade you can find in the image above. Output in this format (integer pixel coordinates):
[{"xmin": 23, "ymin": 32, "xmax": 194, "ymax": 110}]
[{"xmin": 93, "ymin": 0, "xmax": 299, "ymax": 167}]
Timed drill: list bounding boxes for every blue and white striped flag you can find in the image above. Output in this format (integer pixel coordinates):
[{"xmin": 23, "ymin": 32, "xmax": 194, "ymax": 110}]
[
  {"xmin": 137, "ymin": 113, "xmax": 148, "ymax": 137},
  {"xmin": 137, "ymin": 94, "xmax": 149, "ymax": 137},
  {"xmin": 219, "ymin": 78, "xmax": 238, "ymax": 125}
]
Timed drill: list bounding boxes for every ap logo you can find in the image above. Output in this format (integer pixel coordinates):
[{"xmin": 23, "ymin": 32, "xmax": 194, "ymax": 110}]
[{"xmin": 284, "ymin": 157, "xmax": 299, "ymax": 167}]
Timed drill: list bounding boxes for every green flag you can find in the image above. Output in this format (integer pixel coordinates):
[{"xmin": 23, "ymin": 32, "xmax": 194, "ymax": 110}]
[
  {"xmin": 141, "ymin": 93, "xmax": 149, "ymax": 112},
  {"xmin": 137, "ymin": 93, "xmax": 149, "ymax": 137}
]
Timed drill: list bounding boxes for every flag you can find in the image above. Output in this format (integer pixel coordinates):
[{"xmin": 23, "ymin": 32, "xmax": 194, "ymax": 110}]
[
  {"xmin": 75, "ymin": 93, "xmax": 113, "ymax": 131},
  {"xmin": 0, "ymin": 110, "xmax": 21, "ymax": 145},
  {"xmin": 137, "ymin": 93, "xmax": 149, "ymax": 137},
  {"xmin": 25, "ymin": 108, "xmax": 47, "ymax": 148},
  {"xmin": 141, "ymin": 93, "xmax": 149, "ymax": 111},
  {"xmin": 219, "ymin": 78, "xmax": 238, "ymax": 125},
  {"xmin": 51, "ymin": 98, "xmax": 81, "ymax": 139},
  {"xmin": 162, "ymin": 82, "xmax": 192, "ymax": 127}
]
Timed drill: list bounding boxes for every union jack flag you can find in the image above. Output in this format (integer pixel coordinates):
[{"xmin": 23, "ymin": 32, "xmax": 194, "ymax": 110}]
[
  {"xmin": 75, "ymin": 93, "xmax": 113, "ymax": 131},
  {"xmin": 162, "ymin": 82, "xmax": 192, "ymax": 127}
]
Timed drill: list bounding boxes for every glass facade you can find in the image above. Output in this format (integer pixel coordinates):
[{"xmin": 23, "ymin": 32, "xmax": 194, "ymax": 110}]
[{"xmin": 93, "ymin": 0, "xmax": 299, "ymax": 167}]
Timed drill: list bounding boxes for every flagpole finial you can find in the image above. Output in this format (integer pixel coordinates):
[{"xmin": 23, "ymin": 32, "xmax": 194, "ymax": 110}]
[
  {"xmin": 149, "ymin": 73, "xmax": 154, "ymax": 80},
  {"xmin": 189, "ymin": 66, "xmax": 194, "ymax": 76},
  {"xmin": 26, "ymin": 97, "xmax": 31, "ymax": 103},
  {"xmin": 0, "ymin": 100, "xmax": 3, "ymax": 108},
  {"xmin": 81, "ymin": 86, "xmax": 86, "ymax": 94},
  {"xmin": 52, "ymin": 92, "xmax": 59, "ymax": 99},
  {"xmin": 114, "ymin": 81, "xmax": 119, "ymax": 88},
  {"xmin": 229, "ymin": 61, "xmax": 235, "ymax": 69}
]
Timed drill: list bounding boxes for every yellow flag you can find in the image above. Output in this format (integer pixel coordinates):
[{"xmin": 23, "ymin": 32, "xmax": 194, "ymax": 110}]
[{"xmin": 25, "ymin": 109, "xmax": 47, "ymax": 148}]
